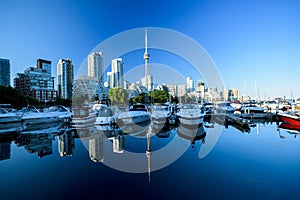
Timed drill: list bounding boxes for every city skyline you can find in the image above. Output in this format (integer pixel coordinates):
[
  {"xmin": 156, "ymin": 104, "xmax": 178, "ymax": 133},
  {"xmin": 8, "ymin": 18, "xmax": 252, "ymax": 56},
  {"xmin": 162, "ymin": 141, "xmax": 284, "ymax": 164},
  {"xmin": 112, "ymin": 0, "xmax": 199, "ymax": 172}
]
[
  {"xmin": 1, "ymin": 0, "xmax": 300, "ymax": 99},
  {"xmin": 0, "ymin": 51, "xmax": 294, "ymax": 102}
]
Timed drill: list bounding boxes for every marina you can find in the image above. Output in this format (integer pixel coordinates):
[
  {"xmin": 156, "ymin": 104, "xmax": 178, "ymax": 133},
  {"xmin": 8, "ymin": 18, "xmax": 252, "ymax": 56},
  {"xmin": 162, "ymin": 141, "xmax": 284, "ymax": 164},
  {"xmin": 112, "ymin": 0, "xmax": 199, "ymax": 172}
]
[
  {"xmin": 1, "ymin": 106, "xmax": 300, "ymax": 199},
  {"xmin": 2, "ymin": 1, "xmax": 300, "ymax": 199}
]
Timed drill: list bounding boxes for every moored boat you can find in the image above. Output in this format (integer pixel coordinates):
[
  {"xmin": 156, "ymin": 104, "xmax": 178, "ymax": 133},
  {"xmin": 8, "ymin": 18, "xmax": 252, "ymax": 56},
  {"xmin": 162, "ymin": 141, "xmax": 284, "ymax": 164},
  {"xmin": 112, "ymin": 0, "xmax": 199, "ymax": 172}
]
[
  {"xmin": 231, "ymin": 100, "xmax": 242, "ymax": 110},
  {"xmin": 21, "ymin": 105, "xmax": 71, "ymax": 125},
  {"xmin": 277, "ymin": 112, "xmax": 300, "ymax": 126},
  {"xmin": 94, "ymin": 106, "xmax": 115, "ymax": 125},
  {"xmin": 240, "ymin": 103, "xmax": 265, "ymax": 114},
  {"xmin": 216, "ymin": 102, "xmax": 236, "ymax": 113},
  {"xmin": 0, "ymin": 108, "xmax": 23, "ymax": 123},
  {"xmin": 71, "ymin": 107, "xmax": 97, "ymax": 128},
  {"xmin": 151, "ymin": 105, "xmax": 172, "ymax": 128},
  {"xmin": 116, "ymin": 104, "xmax": 150, "ymax": 126},
  {"xmin": 176, "ymin": 104, "xmax": 205, "ymax": 127}
]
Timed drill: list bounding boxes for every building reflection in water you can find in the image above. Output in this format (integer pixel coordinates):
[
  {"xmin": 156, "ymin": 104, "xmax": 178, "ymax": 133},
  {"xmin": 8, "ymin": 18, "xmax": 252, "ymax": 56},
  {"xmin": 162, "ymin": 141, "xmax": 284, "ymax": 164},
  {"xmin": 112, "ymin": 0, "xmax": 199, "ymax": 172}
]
[
  {"xmin": 111, "ymin": 135, "xmax": 125, "ymax": 154},
  {"xmin": 87, "ymin": 126, "xmax": 127, "ymax": 162},
  {"xmin": 58, "ymin": 131, "xmax": 75, "ymax": 157},
  {"xmin": 0, "ymin": 132, "xmax": 16, "ymax": 161},
  {"xmin": 16, "ymin": 133, "xmax": 54, "ymax": 158},
  {"xmin": 89, "ymin": 133, "xmax": 105, "ymax": 162},
  {"xmin": 0, "ymin": 140, "xmax": 11, "ymax": 161}
]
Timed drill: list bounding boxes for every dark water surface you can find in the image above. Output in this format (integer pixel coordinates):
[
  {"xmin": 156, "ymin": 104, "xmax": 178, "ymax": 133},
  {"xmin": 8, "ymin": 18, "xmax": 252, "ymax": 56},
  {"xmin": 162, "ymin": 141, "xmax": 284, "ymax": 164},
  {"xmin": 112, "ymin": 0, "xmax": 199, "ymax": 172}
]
[{"xmin": 1, "ymin": 121, "xmax": 300, "ymax": 200}]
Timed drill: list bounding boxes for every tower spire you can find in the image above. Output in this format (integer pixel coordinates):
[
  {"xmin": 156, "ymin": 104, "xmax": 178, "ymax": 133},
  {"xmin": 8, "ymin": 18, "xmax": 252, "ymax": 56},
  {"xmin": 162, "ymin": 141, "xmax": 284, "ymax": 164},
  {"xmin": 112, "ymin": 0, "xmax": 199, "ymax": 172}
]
[
  {"xmin": 145, "ymin": 28, "xmax": 148, "ymax": 54},
  {"xmin": 144, "ymin": 28, "xmax": 150, "ymax": 76}
]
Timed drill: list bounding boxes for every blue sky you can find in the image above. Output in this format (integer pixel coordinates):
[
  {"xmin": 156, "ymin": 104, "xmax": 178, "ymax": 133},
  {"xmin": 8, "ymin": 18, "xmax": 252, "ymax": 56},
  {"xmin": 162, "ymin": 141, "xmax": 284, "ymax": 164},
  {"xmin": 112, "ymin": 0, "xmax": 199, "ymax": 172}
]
[{"xmin": 0, "ymin": 0, "xmax": 300, "ymax": 99}]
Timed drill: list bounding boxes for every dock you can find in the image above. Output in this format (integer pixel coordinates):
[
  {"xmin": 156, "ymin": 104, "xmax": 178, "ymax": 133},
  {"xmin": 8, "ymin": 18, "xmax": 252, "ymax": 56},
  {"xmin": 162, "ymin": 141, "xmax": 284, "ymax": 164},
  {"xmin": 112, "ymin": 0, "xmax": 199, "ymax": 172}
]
[
  {"xmin": 206, "ymin": 112, "xmax": 277, "ymax": 126},
  {"xmin": 238, "ymin": 112, "xmax": 275, "ymax": 121}
]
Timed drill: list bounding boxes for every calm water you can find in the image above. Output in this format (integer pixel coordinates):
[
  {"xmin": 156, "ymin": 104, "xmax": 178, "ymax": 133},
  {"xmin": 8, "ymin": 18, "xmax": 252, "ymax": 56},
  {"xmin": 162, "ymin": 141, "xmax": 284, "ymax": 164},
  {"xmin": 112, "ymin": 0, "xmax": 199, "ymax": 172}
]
[{"xmin": 1, "ymin": 119, "xmax": 300, "ymax": 200}]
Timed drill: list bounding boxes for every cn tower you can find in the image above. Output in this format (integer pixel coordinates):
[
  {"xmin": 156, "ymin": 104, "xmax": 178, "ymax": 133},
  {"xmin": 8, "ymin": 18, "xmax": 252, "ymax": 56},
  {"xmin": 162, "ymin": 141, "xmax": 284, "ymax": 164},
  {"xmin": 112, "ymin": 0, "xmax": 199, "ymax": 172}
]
[{"xmin": 144, "ymin": 28, "xmax": 150, "ymax": 76}]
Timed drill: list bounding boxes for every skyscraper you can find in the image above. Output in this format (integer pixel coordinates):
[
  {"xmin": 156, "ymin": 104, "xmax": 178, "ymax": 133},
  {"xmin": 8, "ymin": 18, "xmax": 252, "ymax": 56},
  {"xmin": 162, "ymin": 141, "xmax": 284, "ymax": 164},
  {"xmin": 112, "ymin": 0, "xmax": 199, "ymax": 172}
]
[
  {"xmin": 57, "ymin": 58, "xmax": 74, "ymax": 100},
  {"xmin": 106, "ymin": 72, "xmax": 112, "ymax": 88},
  {"xmin": 0, "ymin": 58, "xmax": 10, "ymax": 87},
  {"xmin": 73, "ymin": 75, "xmax": 98, "ymax": 100},
  {"xmin": 88, "ymin": 52, "xmax": 103, "ymax": 82},
  {"xmin": 177, "ymin": 84, "xmax": 187, "ymax": 97},
  {"xmin": 186, "ymin": 76, "xmax": 194, "ymax": 93},
  {"xmin": 37, "ymin": 58, "xmax": 51, "ymax": 76},
  {"xmin": 196, "ymin": 81, "xmax": 205, "ymax": 99},
  {"xmin": 111, "ymin": 58, "xmax": 124, "ymax": 88},
  {"xmin": 141, "ymin": 29, "xmax": 153, "ymax": 91}
]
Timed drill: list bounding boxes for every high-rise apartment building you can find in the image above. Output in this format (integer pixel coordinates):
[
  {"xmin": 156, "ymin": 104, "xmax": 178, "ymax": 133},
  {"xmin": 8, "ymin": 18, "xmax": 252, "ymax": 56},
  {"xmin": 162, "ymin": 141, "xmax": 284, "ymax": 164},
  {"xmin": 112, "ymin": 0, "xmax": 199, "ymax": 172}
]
[
  {"xmin": 88, "ymin": 52, "xmax": 103, "ymax": 82},
  {"xmin": 186, "ymin": 76, "xmax": 194, "ymax": 93},
  {"xmin": 0, "ymin": 58, "xmax": 10, "ymax": 87},
  {"xmin": 164, "ymin": 84, "xmax": 177, "ymax": 98},
  {"xmin": 14, "ymin": 67, "xmax": 57, "ymax": 101},
  {"xmin": 37, "ymin": 59, "xmax": 51, "ymax": 76},
  {"xmin": 111, "ymin": 58, "xmax": 124, "ymax": 88},
  {"xmin": 177, "ymin": 84, "xmax": 187, "ymax": 97},
  {"xmin": 57, "ymin": 59, "xmax": 74, "ymax": 100},
  {"xmin": 196, "ymin": 81, "xmax": 206, "ymax": 99},
  {"xmin": 232, "ymin": 88, "xmax": 240, "ymax": 100},
  {"xmin": 73, "ymin": 75, "xmax": 98, "ymax": 100},
  {"xmin": 106, "ymin": 72, "xmax": 112, "ymax": 88}
]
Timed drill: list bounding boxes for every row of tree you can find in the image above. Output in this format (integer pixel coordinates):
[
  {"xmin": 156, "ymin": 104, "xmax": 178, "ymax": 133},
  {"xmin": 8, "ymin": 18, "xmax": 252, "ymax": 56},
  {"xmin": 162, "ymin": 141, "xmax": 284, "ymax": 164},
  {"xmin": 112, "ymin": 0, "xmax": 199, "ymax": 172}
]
[
  {"xmin": 0, "ymin": 86, "xmax": 71, "ymax": 109},
  {"xmin": 108, "ymin": 87, "xmax": 182, "ymax": 106},
  {"xmin": 0, "ymin": 85, "xmax": 198, "ymax": 110}
]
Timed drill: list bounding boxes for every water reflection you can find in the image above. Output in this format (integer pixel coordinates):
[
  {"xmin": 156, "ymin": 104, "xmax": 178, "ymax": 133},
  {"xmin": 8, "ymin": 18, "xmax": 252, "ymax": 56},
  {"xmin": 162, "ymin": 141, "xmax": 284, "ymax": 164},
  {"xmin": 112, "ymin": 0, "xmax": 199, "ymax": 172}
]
[
  {"xmin": 0, "ymin": 132, "xmax": 16, "ymax": 161},
  {"xmin": 2, "ymin": 115, "xmax": 300, "ymax": 200},
  {"xmin": 58, "ymin": 132, "xmax": 74, "ymax": 156},
  {"xmin": 0, "ymin": 116, "xmax": 297, "ymax": 164},
  {"xmin": 89, "ymin": 133, "xmax": 105, "ymax": 162},
  {"xmin": 177, "ymin": 125, "xmax": 206, "ymax": 144},
  {"xmin": 15, "ymin": 132, "xmax": 54, "ymax": 158},
  {"xmin": 278, "ymin": 122, "xmax": 300, "ymax": 138}
]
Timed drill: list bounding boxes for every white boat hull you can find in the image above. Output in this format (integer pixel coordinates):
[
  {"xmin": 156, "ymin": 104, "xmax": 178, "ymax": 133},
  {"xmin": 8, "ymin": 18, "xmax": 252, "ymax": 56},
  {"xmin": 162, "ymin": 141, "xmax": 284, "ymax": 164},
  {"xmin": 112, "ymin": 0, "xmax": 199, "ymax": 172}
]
[
  {"xmin": 94, "ymin": 116, "xmax": 115, "ymax": 125},
  {"xmin": 0, "ymin": 115, "xmax": 22, "ymax": 123},
  {"xmin": 21, "ymin": 112, "xmax": 71, "ymax": 125},
  {"xmin": 241, "ymin": 107, "xmax": 265, "ymax": 113},
  {"xmin": 177, "ymin": 108, "xmax": 205, "ymax": 126},
  {"xmin": 22, "ymin": 115, "xmax": 62, "ymax": 125},
  {"xmin": 151, "ymin": 116, "xmax": 170, "ymax": 125},
  {"xmin": 117, "ymin": 111, "xmax": 150, "ymax": 125},
  {"xmin": 71, "ymin": 115, "xmax": 97, "ymax": 128},
  {"xmin": 178, "ymin": 115, "xmax": 204, "ymax": 126}
]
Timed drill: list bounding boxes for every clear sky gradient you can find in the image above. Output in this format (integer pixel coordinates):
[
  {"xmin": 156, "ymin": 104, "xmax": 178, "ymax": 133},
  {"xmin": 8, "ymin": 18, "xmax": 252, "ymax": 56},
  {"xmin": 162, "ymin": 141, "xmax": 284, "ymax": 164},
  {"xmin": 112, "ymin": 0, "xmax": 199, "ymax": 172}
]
[{"xmin": 0, "ymin": 0, "xmax": 299, "ymax": 99}]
